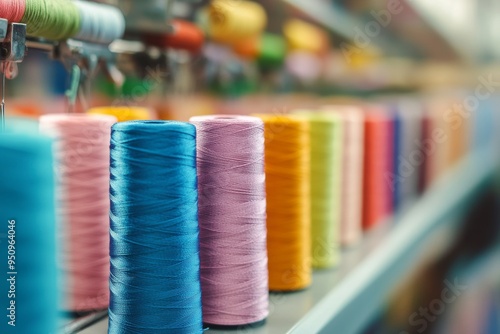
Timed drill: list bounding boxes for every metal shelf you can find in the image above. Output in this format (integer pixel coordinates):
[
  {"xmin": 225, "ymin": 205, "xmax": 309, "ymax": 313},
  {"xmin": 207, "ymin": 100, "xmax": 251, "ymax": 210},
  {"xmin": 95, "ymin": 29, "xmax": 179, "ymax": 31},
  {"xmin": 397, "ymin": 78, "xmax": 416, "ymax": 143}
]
[
  {"xmin": 282, "ymin": 0, "xmax": 362, "ymax": 42},
  {"xmin": 280, "ymin": 0, "xmax": 422, "ymax": 59},
  {"xmin": 73, "ymin": 147, "xmax": 497, "ymax": 334},
  {"xmin": 402, "ymin": 0, "xmax": 477, "ymax": 62}
]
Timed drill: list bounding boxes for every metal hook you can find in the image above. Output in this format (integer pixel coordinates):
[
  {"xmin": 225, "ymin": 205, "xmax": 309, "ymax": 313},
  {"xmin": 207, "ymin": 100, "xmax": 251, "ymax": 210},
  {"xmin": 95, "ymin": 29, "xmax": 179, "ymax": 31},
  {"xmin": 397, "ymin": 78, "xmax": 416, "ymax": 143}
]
[
  {"xmin": 0, "ymin": 20, "xmax": 27, "ymax": 130},
  {"xmin": 66, "ymin": 65, "xmax": 81, "ymax": 113}
]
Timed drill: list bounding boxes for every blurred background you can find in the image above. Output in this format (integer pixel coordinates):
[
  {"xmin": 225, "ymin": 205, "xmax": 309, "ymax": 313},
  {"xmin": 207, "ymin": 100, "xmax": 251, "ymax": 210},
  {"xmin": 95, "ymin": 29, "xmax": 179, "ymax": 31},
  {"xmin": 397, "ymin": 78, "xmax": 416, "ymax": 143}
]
[{"xmin": 2, "ymin": 0, "xmax": 500, "ymax": 333}]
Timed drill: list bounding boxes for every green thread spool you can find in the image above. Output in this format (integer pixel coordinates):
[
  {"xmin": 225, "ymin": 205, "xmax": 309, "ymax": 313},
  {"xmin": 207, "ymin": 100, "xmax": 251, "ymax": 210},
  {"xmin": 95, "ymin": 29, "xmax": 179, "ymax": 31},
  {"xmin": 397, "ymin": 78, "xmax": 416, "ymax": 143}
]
[
  {"xmin": 292, "ymin": 111, "xmax": 343, "ymax": 268},
  {"xmin": 23, "ymin": 0, "xmax": 80, "ymax": 40},
  {"xmin": 258, "ymin": 33, "xmax": 286, "ymax": 69}
]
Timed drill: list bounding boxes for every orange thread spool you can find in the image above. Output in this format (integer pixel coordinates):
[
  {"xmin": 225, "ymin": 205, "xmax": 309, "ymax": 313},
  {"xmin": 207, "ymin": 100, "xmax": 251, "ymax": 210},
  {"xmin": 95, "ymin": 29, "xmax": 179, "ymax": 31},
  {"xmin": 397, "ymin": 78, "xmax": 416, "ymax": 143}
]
[
  {"xmin": 256, "ymin": 114, "xmax": 311, "ymax": 291},
  {"xmin": 87, "ymin": 106, "xmax": 152, "ymax": 122}
]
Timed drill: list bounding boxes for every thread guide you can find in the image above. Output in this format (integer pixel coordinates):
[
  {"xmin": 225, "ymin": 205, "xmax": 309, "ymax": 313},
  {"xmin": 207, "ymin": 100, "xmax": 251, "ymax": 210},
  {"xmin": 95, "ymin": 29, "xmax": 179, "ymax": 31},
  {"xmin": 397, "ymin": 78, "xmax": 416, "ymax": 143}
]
[{"xmin": 0, "ymin": 19, "xmax": 27, "ymax": 130}]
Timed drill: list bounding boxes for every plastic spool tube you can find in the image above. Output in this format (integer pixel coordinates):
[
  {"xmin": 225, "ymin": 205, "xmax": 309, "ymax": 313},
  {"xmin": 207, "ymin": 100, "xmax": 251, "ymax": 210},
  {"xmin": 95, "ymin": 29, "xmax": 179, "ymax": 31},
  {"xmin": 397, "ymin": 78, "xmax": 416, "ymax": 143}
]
[
  {"xmin": 322, "ymin": 106, "xmax": 365, "ymax": 246},
  {"xmin": 292, "ymin": 111, "xmax": 343, "ymax": 268}
]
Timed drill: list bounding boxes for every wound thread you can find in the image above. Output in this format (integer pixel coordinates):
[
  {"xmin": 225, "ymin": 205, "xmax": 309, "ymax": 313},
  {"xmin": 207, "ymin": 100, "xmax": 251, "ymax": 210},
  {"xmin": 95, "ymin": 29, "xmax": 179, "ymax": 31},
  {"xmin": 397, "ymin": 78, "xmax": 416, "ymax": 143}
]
[
  {"xmin": 190, "ymin": 115, "xmax": 269, "ymax": 327},
  {"xmin": 322, "ymin": 106, "xmax": 365, "ymax": 246},
  {"xmin": 0, "ymin": 0, "xmax": 27, "ymax": 22},
  {"xmin": 88, "ymin": 106, "xmax": 152, "ymax": 122},
  {"xmin": 0, "ymin": 120, "xmax": 58, "ymax": 334},
  {"xmin": 23, "ymin": 0, "xmax": 80, "ymax": 40},
  {"xmin": 292, "ymin": 111, "xmax": 343, "ymax": 269},
  {"xmin": 39, "ymin": 113, "xmax": 116, "ymax": 311},
  {"xmin": 108, "ymin": 120, "xmax": 203, "ymax": 334},
  {"xmin": 363, "ymin": 109, "xmax": 394, "ymax": 230},
  {"xmin": 73, "ymin": 0, "xmax": 125, "ymax": 44},
  {"xmin": 255, "ymin": 114, "xmax": 311, "ymax": 291}
]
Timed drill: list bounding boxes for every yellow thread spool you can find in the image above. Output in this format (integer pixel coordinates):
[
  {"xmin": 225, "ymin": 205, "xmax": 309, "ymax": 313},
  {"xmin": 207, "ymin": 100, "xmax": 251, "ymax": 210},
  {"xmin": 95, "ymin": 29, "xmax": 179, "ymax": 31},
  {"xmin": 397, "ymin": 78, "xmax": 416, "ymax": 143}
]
[
  {"xmin": 292, "ymin": 111, "xmax": 343, "ymax": 269},
  {"xmin": 283, "ymin": 19, "xmax": 328, "ymax": 54},
  {"xmin": 445, "ymin": 99, "xmax": 469, "ymax": 167},
  {"xmin": 206, "ymin": 0, "xmax": 267, "ymax": 45},
  {"xmin": 87, "ymin": 106, "xmax": 152, "ymax": 122},
  {"xmin": 255, "ymin": 114, "xmax": 311, "ymax": 291}
]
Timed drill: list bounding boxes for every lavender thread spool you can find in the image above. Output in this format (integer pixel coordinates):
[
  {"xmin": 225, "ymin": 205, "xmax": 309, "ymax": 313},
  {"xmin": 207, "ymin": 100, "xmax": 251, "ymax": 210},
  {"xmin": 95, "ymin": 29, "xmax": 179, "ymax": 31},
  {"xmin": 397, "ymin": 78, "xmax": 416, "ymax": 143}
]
[{"xmin": 190, "ymin": 115, "xmax": 269, "ymax": 328}]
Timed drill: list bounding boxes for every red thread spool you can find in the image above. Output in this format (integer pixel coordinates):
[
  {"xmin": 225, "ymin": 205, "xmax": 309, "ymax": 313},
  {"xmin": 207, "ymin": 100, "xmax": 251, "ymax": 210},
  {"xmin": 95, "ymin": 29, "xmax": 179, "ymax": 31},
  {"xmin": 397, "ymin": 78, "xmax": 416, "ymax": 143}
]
[
  {"xmin": 0, "ymin": 0, "xmax": 26, "ymax": 22},
  {"xmin": 419, "ymin": 109, "xmax": 432, "ymax": 192},
  {"xmin": 144, "ymin": 19, "xmax": 204, "ymax": 53},
  {"xmin": 362, "ymin": 108, "xmax": 394, "ymax": 230}
]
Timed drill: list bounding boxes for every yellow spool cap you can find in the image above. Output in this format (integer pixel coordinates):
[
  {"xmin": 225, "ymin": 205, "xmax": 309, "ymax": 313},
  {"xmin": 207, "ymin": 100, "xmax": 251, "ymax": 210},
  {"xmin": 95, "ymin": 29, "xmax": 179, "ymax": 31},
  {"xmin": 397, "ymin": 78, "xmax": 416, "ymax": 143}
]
[
  {"xmin": 207, "ymin": 0, "xmax": 267, "ymax": 45},
  {"xmin": 255, "ymin": 114, "xmax": 311, "ymax": 291},
  {"xmin": 87, "ymin": 106, "xmax": 152, "ymax": 122},
  {"xmin": 292, "ymin": 110, "xmax": 343, "ymax": 269},
  {"xmin": 284, "ymin": 19, "xmax": 328, "ymax": 54}
]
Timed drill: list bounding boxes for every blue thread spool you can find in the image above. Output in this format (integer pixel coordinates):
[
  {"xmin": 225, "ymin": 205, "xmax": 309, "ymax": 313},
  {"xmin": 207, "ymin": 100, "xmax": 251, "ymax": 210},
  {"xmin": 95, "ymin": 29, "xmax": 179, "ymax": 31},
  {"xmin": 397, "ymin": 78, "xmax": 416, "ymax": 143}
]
[
  {"xmin": 0, "ymin": 121, "xmax": 58, "ymax": 334},
  {"xmin": 108, "ymin": 120, "xmax": 203, "ymax": 334}
]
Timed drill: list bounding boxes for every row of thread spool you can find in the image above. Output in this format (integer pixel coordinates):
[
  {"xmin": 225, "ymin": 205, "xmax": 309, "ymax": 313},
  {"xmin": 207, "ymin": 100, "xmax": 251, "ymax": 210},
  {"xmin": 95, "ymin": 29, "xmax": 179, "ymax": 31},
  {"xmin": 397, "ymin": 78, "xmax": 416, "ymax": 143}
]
[
  {"xmin": 0, "ymin": 0, "xmax": 319, "ymax": 58},
  {"xmin": 1, "ymin": 0, "xmax": 125, "ymax": 43},
  {"xmin": 1, "ymin": 99, "xmax": 498, "ymax": 333}
]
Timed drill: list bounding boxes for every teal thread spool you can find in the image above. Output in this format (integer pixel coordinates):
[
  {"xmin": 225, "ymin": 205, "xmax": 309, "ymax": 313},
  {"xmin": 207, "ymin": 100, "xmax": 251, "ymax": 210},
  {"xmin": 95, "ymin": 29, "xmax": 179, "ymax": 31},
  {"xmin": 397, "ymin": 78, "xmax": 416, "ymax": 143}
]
[{"xmin": 0, "ymin": 119, "xmax": 58, "ymax": 333}]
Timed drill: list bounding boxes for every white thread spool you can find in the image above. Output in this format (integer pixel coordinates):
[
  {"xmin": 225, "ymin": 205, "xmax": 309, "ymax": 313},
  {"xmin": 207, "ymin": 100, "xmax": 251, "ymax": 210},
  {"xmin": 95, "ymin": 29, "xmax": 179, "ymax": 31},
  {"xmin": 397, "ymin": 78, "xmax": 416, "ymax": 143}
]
[{"xmin": 73, "ymin": 0, "xmax": 125, "ymax": 44}]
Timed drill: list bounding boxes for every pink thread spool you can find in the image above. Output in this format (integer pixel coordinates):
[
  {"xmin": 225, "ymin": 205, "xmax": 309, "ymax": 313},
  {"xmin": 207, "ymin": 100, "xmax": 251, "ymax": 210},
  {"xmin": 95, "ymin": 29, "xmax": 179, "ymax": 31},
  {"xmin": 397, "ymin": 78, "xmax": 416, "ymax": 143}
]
[
  {"xmin": 321, "ymin": 106, "xmax": 365, "ymax": 246},
  {"xmin": 1, "ymin": 0, "xmax": 26, "ymax": 22},
  {"xmin": 39, "ymin": 113, "xmax": 116, "ymax": 312},
  {"xmin": 190, "ymin": 115, "xmax": 269, "ymax": 328}
]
